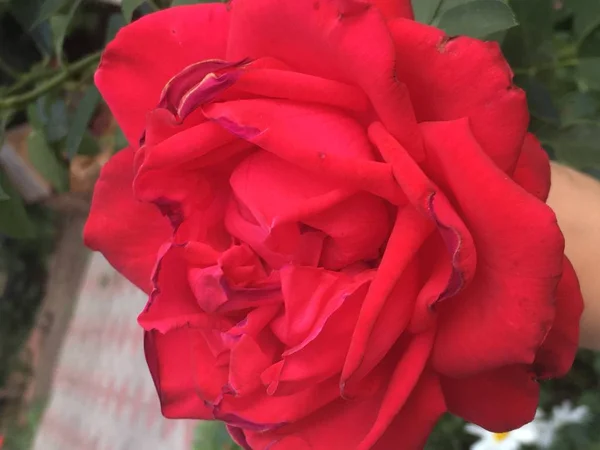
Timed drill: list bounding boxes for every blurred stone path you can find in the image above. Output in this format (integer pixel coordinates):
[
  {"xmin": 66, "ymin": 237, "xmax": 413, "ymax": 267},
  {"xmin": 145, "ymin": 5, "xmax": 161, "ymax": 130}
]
[{"xmin": 32, "ymin": 253, "xmax": 195, "ymax": 450}]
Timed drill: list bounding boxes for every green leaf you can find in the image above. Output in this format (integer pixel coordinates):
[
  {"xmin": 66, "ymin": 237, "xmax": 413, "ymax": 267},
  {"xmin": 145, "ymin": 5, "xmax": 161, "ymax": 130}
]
[
  {"xmin": 16, "ymin": 0, "xmax": 67, "ymax": 28},
  {"xmin": 508, "ymin": 0, "xmax": 553, "ymax": 62},
  {"xmin": 568, "ymin": 0, "xmax": 600, "ymax": 40},
  {"xmin": 580, "ymin": 27, "xmax": 600, "ymax": 58},
  {"xmin": 26, "ymin": 103, "xmax": 44, "ymax": 132},
  {"xmin": 544, "ymin": 123, "xmax": 600, "ymax": 169},
  {"xmin": 27, "ymin": 130, "xmax": 68, "ymax": 192},
  {"xmin": 436, "ymin": 0, "xmax": 517, "ymax": 39},
  {"xmin": 27, "ymin": 96, "xmax": 69, "ymax": 143},
  {"xmin": 122, "ymin": 0, "xmax": 146, "ymax": 22},
  {"xmin": 44, "ymin": 98, "xmax": 69, "ymax": 142},
  {"xmin": 8, "ymin": 1, "xmax": 54, "ymax": 56},
  {"xmin": 412, "ymin": 0, "xmax": 442, "ymax": 24},
  {"xmin": 105, "ymin": 13, "xmax": 125, "ymax": 43},
  {"xmin": 50, "ymin": 0, "xmax": 83, "ymax": 62},
  {"xmin": 78, "ymin": 132, "xmax": 101, "ymax": 157},
  {"xmin": 0, "ymin": 169, "xmax": 35, "ymax": 239},
  {"xmin": 431, "ymin": 0, "xmax": 506, "ymax": 23},
  {"xmin": 65, "ymin": 86, "xmax": 101, "ymax": 159},
  {"xmin": 561, "ymin": 91, "xmax": 598, "ymax": 126},
  {"xmin": 578, "ymin": 58, "xmax": 600, "ymax": 91},
  {"xmin": 515, "ymin": 75, "xmax": 561, "ymax": 124},
  {"xmin": 50, "ymin": 14, "xmax": 68, "ymax": 62}
]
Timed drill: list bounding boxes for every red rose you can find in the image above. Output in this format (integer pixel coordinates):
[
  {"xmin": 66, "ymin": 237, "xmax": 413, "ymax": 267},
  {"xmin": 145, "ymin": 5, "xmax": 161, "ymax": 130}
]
[{"xmin": 84, "ymin": 0, "xmax": 583, "ymax": 448}]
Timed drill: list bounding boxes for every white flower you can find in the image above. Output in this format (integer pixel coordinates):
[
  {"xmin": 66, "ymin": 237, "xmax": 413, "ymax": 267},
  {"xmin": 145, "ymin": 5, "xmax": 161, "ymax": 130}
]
[
  {"xmin": 465, "ymin": 403, "xmax": 590, "ymax": 450},
  {"xmin": 465, "ymin": 420, "xmax": 539, "ymax": 450},
  {"xmin": 550, "ymin": 401, "xmax": 589, "ymax": 427},
  {"xmin": 536, "ymin": 401, "xmax": 589, "ymax": 448}
]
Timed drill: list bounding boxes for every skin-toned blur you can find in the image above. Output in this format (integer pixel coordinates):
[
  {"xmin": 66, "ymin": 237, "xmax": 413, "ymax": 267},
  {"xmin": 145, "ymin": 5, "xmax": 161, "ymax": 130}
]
[{"xmin": 549, "ymin": 163, "xmax": 600, "ymax": 351}]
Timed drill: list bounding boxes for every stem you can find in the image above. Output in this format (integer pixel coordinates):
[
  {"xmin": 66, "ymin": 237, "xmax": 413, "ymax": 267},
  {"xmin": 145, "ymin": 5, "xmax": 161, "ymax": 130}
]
[
  {"xmin": 5, "ymin": 66, "xmax": 54, "ymax": 96},
  {"xmin": 0, "ymin": 52, "xmax": 101, "ymax": 111}
]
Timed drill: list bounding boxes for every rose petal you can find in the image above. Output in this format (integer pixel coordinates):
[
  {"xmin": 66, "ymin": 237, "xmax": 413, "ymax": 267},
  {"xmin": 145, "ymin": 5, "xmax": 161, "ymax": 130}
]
[
  {"xmin": 423, "ymin": 119, "xmax": 563, "ymax": 376},
  {"xmin": 358, "ymin": 332, "xmax": 435, "ymax": 449},
  {"xmin": 369, "ymin": 0, "xmax": 414, "ymax": 19},
  {"xmin": 234, "ymin": 67, "xmax": 369, "ymax": 112},
  {"xmin": 159, "ymin": 59, "xmax": 248, "ymax": 120},
  {"xmin": 204, "ymin": 99, "xmax": 405, "ymax": 204},
  {"xmin": 265, "ymin": 271, "xmax": 371, "ymax": 393},
  {"xmin": 224, "ymin": 199, "xmax": 304, "ymax": 269},
  {"xmin": 84, "ymin": 148, "xmax": 170, "ymax": 293},
  {"xmin": 230, "ymin": 151, "xmax": 391, "ymax": 269},
  {"xmin": 226, "ymin": 0, "xmax": 422, "ymax": 157},
  {"xmin": 409, "ymin": 235, "xmax": 454, "ymax": 333},
  {"xmin": 215, "ymin": 377, "xmax": 340, "ymax": 430},
  {"xmin": 229, "ymin": 332, "xmax": 281, "ymax": 396},
  {"xmin": 441, "ymin": 365, "xmax": 539, "ymax": 432},
  {"xmin": 534, "ymin": 257, "xmax": 583, "ymax": 379},
  {"xmin": 341, "ymin": 205, "xmax": 433, "ymax": 390},
  {"xmin": 389, "ymin": 19, "xmax": 528, "ymax": 172},
  {"xmin": 229, "ymin": 150, "xmax": 345, "ymax": 227},
  {"xmin": 307, "ymin": 193, "xmax": 392, "ymax": 270},
  {"xmin": 96, "ymin": 3, "xmax": 230, "ymax": 145},
  {"xmin": 227, "ymin": 425, "xmax": 252, "ymax": 450},
  {"xmin": 367, "ymin": 121, "xmax": 477, "ymax": 301},
  {"xmin": 513, "ymin": 133, "xmax": 551, "ymax": 201},
  {"xmin": 244, "ymin": 393, "xmax": 387, "ymax": 449},
  {"xmin": 144, "ymin": 328, "xmax": 225, "ymax": 419},
  {"xmin": 228, "ymin": 305, "xmax": 282, "ymax": 338},
  {"xmin": 138, "ymin": 246, "xmax": 232, "ymax": 333},
  {"xmin": 243, "ymin": 369, "xmax": 444, "ymax": 450},
  {"xmin": 138, "ymin": 119, "xmax": 239, "ymax": 172},
  {"xmin": 370, "ymin": 371, "xmax": 445, "ymax": 450}
]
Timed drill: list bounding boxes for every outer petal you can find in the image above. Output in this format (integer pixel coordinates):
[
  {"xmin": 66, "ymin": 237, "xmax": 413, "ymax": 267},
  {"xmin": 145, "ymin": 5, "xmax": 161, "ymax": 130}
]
[
  {"xmin": 513, "ymin": 133, "xmax": 551, "ymax": 201},
  {"xmin": 226, "ymin": 0, "xmax": 423, "ymax": 156},
  {"xmin": 389, "ymin": 19, "xmax": 528, "ymax": 172},
  {"xmin": 84, "ymin": 148, "xmax": 170, "ymax": 293},
  {"xmin": 371, "ymin": 370, "xmax": 445, "ymax": 450},
  {"xmin": 96, "ymin": 4, "xmax": 230, "ymax": 145},
  {"xmin": 425, "ymin": 120, "xmax": 564, "ymax": 376},
  {"xmin": 534, "ymin": 257, "xmax": 583, "ymax": 379},
  {"xmin": 441, "ymin": 365, "xmax": 539, "ymax": 432},
  {"xmin": 145, "ymin": 329, "xmax": 219, "ymax": 419}
]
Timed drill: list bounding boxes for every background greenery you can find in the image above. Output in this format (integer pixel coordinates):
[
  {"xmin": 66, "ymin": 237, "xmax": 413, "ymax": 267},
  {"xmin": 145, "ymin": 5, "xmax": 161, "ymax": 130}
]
[{"xmin": 0, "ymin": 0, "xmax": 599, "ymax": 449}]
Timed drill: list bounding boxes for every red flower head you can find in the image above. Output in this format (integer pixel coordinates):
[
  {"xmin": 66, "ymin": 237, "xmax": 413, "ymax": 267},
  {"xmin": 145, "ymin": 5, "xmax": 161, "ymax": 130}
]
[{"xmin": 85, "ymin": 0, "xmax": 583, "ymax": 448}]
